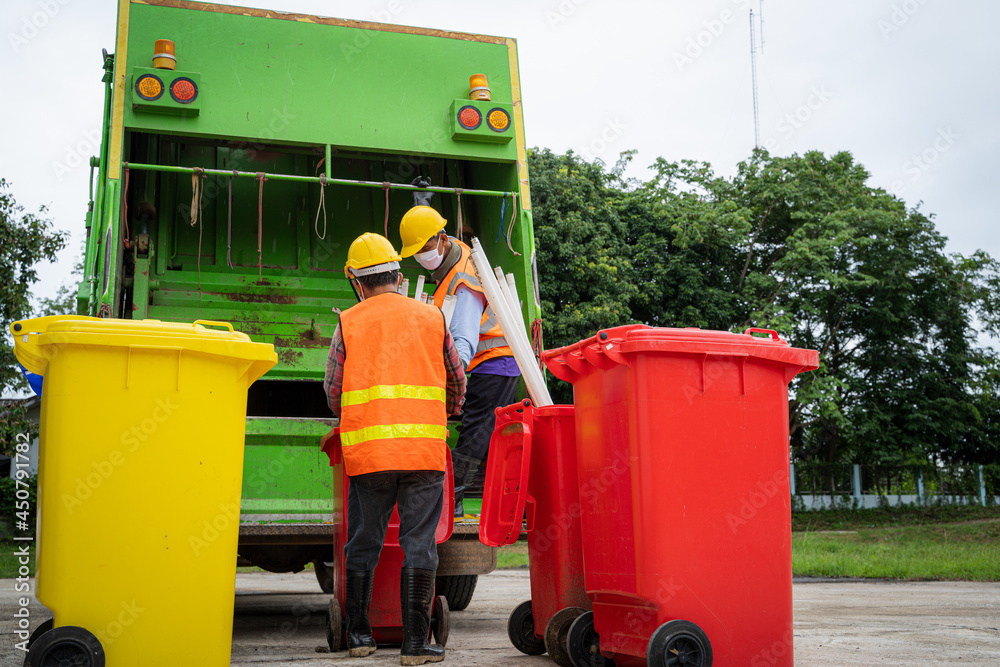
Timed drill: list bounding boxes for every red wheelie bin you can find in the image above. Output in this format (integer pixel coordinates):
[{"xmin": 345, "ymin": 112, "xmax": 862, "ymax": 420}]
[
  {"xmin": 320, "ymin": 429, "xmax": 453, "ymax": 650},
  {"xmin": 479, "ymin": 401, "xmax": 592, "ymax": 667},
  {"xmin": 543, "ymin": 325, "xmax": 819, "ymax": 667}
]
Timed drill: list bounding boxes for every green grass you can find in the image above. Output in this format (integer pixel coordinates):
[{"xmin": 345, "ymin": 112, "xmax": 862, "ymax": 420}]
[
  {"xmin": 791, "ymin": 504, "xmax": 1000, "ymax": 532},
  {"xmin": 0, "ymin": 544, "xmax": 34, "ymax": 578},
  {"xmin": 793, "ymin": 520, "xmax": 1000, "ymax": 580},
  {"xmin": 497, "ymin": 543, "xmax": 528, "ymax": 569},
  {"xmin": 496, "ymin": 515, "xmax": 1000, "ymax": 581}
]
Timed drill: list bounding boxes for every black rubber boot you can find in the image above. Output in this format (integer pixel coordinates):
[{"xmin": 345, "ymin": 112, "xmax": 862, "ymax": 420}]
[
  {"xmin": 451, "ymin": 453, "xmax": 481, "ymax": 519},
  {"xmin": 345, "ymin": 569, "xmax": 377, "ymax": 657},
  {"xmin": 400, "ymin": 568, "xmax": 445, "ymax": 665}
]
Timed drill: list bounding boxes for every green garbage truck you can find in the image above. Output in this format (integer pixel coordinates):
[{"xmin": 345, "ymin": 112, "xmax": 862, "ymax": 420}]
[{"xmin": 80, "ymin": 0, "xmax": 539, "ymax": 608}]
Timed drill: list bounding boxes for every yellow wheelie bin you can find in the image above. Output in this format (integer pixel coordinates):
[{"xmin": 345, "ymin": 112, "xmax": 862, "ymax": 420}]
[{"xmin": 11, "ymin": 316, "xmax": 277, "ymax": 667}]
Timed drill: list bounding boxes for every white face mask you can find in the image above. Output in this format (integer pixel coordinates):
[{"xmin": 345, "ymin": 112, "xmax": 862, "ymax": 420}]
[{"xmin": 414, "ymin": 237, "xmax": 444, "ymax": 270}]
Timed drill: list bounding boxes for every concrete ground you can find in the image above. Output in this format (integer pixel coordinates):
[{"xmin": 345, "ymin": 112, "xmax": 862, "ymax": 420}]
[{"xmin": 2, "ymin": 571, "xmax": 999, "ymax": 665}]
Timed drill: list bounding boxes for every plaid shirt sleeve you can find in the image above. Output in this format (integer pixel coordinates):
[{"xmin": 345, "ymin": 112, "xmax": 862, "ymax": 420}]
[
  {"xmin": 323, "ymin": 323, "xmax": 346, "ymax": 418},
  {"xmin": 443, "ymin": 328, "xmax": 467, "ymax": 416}
]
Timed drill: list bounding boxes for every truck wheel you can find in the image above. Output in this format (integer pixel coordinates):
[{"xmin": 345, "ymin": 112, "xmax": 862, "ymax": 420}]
[
  {"xmin": 646, "ymin": 620, "xmax": 712, "ymax": 667},
  {"xmin": 507, "ymin": 600, "xmax": 546, "ymax": 655},
  {"xmin": 313, "ymin": 559, "xmax": 334, "ymax": 594},
  {"xmin": 545, "ymin": 606, "xmax": 587, "ymax": 667},
  {"xmin": 434, "ymin": 574, "xmax": 478, "ymax": 611},
  {"xmin": 326, "ymin": 599, "xmax": 343, "ymax": 652},
  {"xmin": 27, "ymin": 626, "xmax": 105, "ymax": 667},
  {"xmin": 566, "ymin": 611, "xmax": 615, "ymax": 667}
]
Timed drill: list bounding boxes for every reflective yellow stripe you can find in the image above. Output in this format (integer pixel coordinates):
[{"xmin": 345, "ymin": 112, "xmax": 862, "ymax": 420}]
[
  {"xmin": 341, "ymin": 384, "xmax": 446, "ymax": 407},
  {"xmin": 340, "ymin": 423, "xmax": 448, "ymax": 447}
]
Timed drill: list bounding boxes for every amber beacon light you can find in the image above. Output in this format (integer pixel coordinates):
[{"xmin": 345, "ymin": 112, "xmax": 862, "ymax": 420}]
[
  {"xmin": 469, "ymin": 73, "xmax": 491, "ymax": 101},
  {"xmin": 153, "ymin": 39, "xmax": 176, "ymax": 70}
]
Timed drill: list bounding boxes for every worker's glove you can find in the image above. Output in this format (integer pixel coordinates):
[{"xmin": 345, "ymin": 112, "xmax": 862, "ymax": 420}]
[{"xmin": 411, "ymin": 176, "xmax": 434, "ymax": 207}]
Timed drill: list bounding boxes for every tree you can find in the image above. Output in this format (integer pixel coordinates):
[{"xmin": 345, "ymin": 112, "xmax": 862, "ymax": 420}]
[
  {"xmin": 529, "ymin": 147, "xmax": 1000, "ymax": 469},
  {"xmin": 0, "ymin": 178, "xmax": 67, "ymax": 457}
]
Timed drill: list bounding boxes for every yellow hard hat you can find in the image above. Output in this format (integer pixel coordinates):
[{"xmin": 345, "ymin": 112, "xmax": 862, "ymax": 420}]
[
  {"xmin": 344, "ymin": 232, "xmax": 402, "ymax": 280},
  {"xmin": 399, "ymin": 206, "xmax": 447, "ymax": 257}
]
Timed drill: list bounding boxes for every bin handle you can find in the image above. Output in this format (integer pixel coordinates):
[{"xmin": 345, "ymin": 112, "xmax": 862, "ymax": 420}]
[
  {"xmin": 744, "ymin": 328, "xmax": 784, "ymax": 342},
  {"xmin": 524, "ymin": 495, "xmax": 536, "ymax": 533},
  {"xmin": 194, "ymin": 319, "xmax": 235, "ymax": 332}
]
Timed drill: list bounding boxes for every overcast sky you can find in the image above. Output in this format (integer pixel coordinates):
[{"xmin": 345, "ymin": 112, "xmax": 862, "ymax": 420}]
[{"xmin": 2, "ymin": 0, "xmax": 998, "ymax": 304}]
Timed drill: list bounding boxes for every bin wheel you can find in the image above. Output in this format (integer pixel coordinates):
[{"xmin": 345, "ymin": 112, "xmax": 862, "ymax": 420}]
[
  {"xmin": 27, "ymin": 619, "xmax": 54, "ymax": 648},
  {"xmin": 566, "ymin": 611, "xmax": 615, "ymax": 667},
  {"xmin": 22, "ymin": 619, "xmax": 54, "ymax": 667},
  {"xmin": 26, "ymin": 625, "xmax": 105, "ymax": 667},
  {"xmin": 507, "ymin": 600, "xmax": 546, "ymax": 655},
  {"xmin": 326, "ymin": 599, "xmax": 343, "ymax": 652},
  {"xmin": 313, "ymin": 559, "xmax": 334, "ymax": 594},
  {"xmin": 431, "ymin": 594, "xmax": 450, "ymax": 646},
  {"xmin": 545, "ymin": 606, "xmax": 588, "ymax": 667},
  {"xmin": 646, "ymin": 620, "xmax": 712, "ymax": 667}
]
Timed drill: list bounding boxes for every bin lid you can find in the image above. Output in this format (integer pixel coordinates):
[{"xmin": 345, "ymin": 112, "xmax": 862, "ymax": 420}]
[
  {"xmin": 479, "ymin": 400, "xmax": 534, "ymax": 548},
  {"xmin": 11, "ymin": 316, "xmax": 277, "ymax": 383},
  {"xmin": 542, "ymin": 325, "xmax": 819, "ymax": 384}
]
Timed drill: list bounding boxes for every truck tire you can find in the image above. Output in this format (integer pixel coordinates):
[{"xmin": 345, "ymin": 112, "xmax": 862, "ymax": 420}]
[{"xmin": 435, "ymin": 574, "xmax": 478, "ymax": 611}]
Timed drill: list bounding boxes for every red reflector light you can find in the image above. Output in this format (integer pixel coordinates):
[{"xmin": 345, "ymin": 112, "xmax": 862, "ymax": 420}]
[
  {"xmin": 458, "ymin": 106, "xmax": 482, "ymax": 130},
  {"xmin": 170, "ymin": 77, "xmax": 198, "ymax": 103}
]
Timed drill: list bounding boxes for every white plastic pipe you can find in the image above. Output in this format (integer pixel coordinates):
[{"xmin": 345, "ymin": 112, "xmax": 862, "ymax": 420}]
[
  {"xmin": 495, "ymin": 268, "xmax": 523, "ymax": 332},
  {"xmin": 471, "ymin": 238, "xmax": 552, "ymax": 406},
  {"xmin": 414, "ymin": 275, "xmax": 425, "ymax": 301},
  {"xmin": 506, "ymin": 273, "xmax": 523, "ymax": 328},
  {"xmin": 399, "ymin": 278, "xmax": 410, "ymax": 297}
]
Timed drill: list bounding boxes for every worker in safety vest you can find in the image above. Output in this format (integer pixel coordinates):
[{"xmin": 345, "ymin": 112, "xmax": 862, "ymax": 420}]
[
  {"xmin": 398, "ymin": 194, "xmax": 520, "ymax": 519},
  {"xmin": 324, "ymin": 232, "xmax": 466, "ymax": 665}
]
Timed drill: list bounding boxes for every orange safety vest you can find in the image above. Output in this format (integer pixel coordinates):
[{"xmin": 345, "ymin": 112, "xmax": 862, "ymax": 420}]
[
  {"xmin": 433, "ymin": 239, "xmax": 513, "ymax": 372},
  {"xmin": 339, "ymin": 292, "xmax": 449, "ymax": 476}
]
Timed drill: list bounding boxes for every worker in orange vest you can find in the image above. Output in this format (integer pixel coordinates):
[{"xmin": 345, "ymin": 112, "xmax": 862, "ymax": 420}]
[
  {"xmin": 324, "ymin": 232, "xmax": 466, "ymax": 665},
  {"xmin": 398, "ymin": 191, "xmax": 520, "ymax": 519}
]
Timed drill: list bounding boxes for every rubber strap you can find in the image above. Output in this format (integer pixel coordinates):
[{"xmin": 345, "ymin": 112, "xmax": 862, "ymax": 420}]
[
  {"xmin": 315, "ymin": 173, "xmax": 327, "ymax": 240},
  {"xmin": 496, "ymin": 194, "xmax": 507, "ymax": 243},
  {"xmin": 121, "ymin": 163, "xmax": 130, "ymax": 249},
  {"xmin": 256, "ymin": 172, "xmax": 267, "ymax": 280},
  {"xmin": 226, "ymin": 173, "xmax": 234, "ymax": 269},
  {"xmin": 506, "ymin": 192, "xmax": 521, "ymax": 256},
  {"xmin": 193, "ymin": 168, "xmax": 205, "ymax": 290},
  {"xmin": 383, "ymin": 181, "xmax": 390, "ymax": 238}
]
